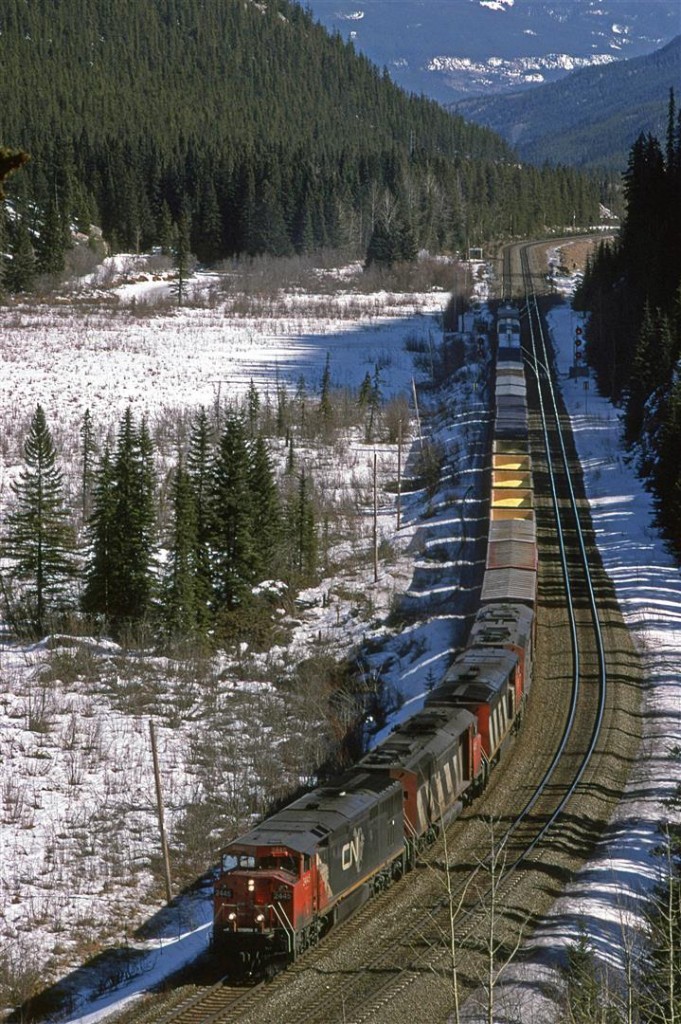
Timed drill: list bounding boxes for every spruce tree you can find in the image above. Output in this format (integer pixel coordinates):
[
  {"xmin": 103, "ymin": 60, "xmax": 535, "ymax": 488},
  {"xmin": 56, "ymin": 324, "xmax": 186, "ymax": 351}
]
[
  {"xmin": 82, "ymin": 445, "xmax": 117, "ymax": 621},
  {"xmin": 6, "ymin": 219, "xmax": 36, "ymax": 292},
  {"xmin": 173, "ymin": 202, "xmax": 192, "ymax": 307},
  {"xmin": 295, "ymin": 375, "xmax": 307, "ymax": 432},
  {"xmin": 210, "ymin": 415, "xmax": 254, "ymax": 609},
  {"xmin": 187, "ymin": 406, "xmax": 215, "ymax": 627},
  {"xmin": 126, "ymin": 415, "xmax": 157, "ymax": 621},
  {"xmin": 36, "ymin": 192, "xmax": 67, "ymax": 276},
  {"xmin": 3, "ymin": 404, "xmax": 75, "ymax": 634},
  {"xmin": 248, "ymin": 435, "xmax": 282, "ymax": 580},
  {"xmin": 286, "ymin": 468, "xmax": 317, "ymax": 580},
  {"xmin": 83, "ymin": 409, "xmax": 157, "ymax": 630},
  {"xmin": 246, "ymin": 379, "xmax": 260, "ymax": 437},
  {"xmin": 80, "ymin": 408, "xmax": 98, "ymax": 523},
  {"xmin": 163, "ymin": 458, "xmax": 200, "ymax": 640}
]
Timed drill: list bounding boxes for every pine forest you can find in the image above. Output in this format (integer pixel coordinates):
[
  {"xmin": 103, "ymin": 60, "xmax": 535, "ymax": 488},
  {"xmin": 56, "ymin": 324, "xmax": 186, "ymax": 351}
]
[
  {"xmin": 574, "ymin": 91, "xmax": 681, "ymax": 548},
  {"xmin": 0, "ymin": 0, "xmax": 601, "ymax": 277}
]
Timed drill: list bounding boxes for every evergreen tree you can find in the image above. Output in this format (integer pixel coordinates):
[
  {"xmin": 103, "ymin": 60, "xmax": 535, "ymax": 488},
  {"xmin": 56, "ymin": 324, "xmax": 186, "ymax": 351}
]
[
  {"xmin": 365, "ymin": 219, "xmax": 394, "ymax": 268},
  {"xmin": 173, "ymin": 202, "xmax": 193, "ymax": 307},
  {"xmin": 651, "ymin": 373, "xmax": 681, "ymax": 549},
  {"xmin": 246, "ymin": 378, "xmax": 260, "ymax": 437},
  {"xmin": 248, "ymin": 435, "xmax": 281, "ymax": 579},
  {"xmin": 35, "ymin": 192, "xmax": 67, "ymax": 276},
  {"xmin": 83, "ymin": 408, "xmax": 157, "ymax": 629},
  {"xmin": 194, "ymin": 176, "xmax": 223, "ymax": 264},
  {"xmin": 3, "ymin": 405, "xmax": 75, "ymax": 634},
  {"xmin": 158, "ymin": 200, "xmax": 175, "ymax": 254},
  {"xmin": 162, "ymin": 458, "xmax": 201, "ymax": 640},
  {"xmin": 210, "ymin": 415, "xmax": 254, "ymax": 609},
  {"xmin": 560, "ymin": 929, "xmax": 614, "ymax": 1024},
  {"xmin": 295, "ymin": 375, "xmax": 307, "ymax": 432},
  {"xmin": 80, "ymin": 408, "xmax": 98, "ymax": 523},
  {"xmin": 358, "ymin": 371, "xmax": 372, "ymax": 409},
  {"xmin": 5, "ymin": 219, "xmax": 36, "ymax": 292},
  {"xmin": 82, "ymin": 445, "xmax": 117, "ymax": 621},
  {"xmin": 643, "ymin": 827, "xmax": 681, "ymax": 1024},
  {"xmin": 187, "ymin": 406, "xmax": 215, "ymax": 628},
  {"xmin": 287, "ymin": 468, "xmax": 317, "ymax": 580}
]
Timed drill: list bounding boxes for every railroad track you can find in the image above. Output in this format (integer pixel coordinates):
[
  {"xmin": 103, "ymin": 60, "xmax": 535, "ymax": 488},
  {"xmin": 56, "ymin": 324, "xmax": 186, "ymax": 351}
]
[{"xmin": 123, "ymin": 241, "xmax": 640, "ymax": 1024}]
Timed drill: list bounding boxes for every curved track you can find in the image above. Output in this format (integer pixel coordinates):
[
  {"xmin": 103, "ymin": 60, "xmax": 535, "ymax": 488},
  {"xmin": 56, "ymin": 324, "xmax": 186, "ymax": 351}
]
[{"xmin": 122, "ymin": 241, "xmax": 640, "ymax": 1024}]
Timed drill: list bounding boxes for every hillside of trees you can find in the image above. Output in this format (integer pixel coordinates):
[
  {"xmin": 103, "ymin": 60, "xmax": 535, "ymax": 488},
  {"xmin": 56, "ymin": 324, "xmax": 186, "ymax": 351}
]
[
  {"xmin": 0, "ymin": 0, "xmax": 602, "ymax": 283},
  {"xmin": 456, "ymin": 36, "xmax": 681, "ymax": 171},
  {"xmin": 574, "ymin": 91, "xmax": 681, "ymax": 549}
]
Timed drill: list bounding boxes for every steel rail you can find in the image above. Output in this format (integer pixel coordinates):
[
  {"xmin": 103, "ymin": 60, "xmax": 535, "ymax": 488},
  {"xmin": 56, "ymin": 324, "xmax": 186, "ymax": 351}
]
[{"xmin": 136, "ymin": 244, "xmax": 611, "ymax": 1024}]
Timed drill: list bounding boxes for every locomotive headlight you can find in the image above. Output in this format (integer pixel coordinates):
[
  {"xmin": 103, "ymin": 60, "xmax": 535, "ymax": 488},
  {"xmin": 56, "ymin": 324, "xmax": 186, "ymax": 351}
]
[{"xmin": 248, "ymin": 879, "xmax": 255, "ymax": 892}]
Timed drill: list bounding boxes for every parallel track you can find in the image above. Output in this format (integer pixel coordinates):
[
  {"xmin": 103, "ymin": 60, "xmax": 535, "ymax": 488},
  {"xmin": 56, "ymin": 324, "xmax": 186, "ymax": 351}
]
[{"xmin": 127, "ymin": 241, "xmax": 623, "ymax": 1024}]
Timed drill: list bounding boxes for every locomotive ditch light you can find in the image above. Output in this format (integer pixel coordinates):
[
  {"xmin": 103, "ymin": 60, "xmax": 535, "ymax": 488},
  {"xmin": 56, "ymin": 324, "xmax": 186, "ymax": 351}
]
[{"xmin": 256, "ymin": 913, "xmax": 265, "ymax": 922}]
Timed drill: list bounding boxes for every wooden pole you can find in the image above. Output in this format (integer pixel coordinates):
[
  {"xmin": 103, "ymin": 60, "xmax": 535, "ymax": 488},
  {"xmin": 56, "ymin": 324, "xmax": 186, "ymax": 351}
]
[
  {"xmin": 411, "ymin": 377, "xmax": 422, "ymax": 446},
  {"xmin": 149, "ymin": 719, "xmax": 172, "ymax": 904},
  {"xmin": 396, "ymin": 421, "xmax": 402, "ymax": 531},
  {"xmin": 373, "ymin": 450, "xmax": 378, "ymax": 583}
]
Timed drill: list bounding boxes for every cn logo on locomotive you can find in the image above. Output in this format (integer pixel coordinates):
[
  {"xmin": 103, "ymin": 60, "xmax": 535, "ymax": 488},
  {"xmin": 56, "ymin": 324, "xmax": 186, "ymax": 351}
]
[{"xmin": 341, "ymin": 826, "xmax": 365, "ymax": 872}]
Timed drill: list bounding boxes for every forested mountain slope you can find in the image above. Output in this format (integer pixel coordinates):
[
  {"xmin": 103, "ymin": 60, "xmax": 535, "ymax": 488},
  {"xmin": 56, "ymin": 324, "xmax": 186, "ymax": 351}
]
[
  {"xmin": 574, "ymin": 96, "xmax": 681, "ymax": 546},
  {"xmin": 456, "ymin": 37, "xmax": 681, "ymax": 170},
  {"xmin": 0, "ymin": 0, "xmax": 600, "ymax": 270}
]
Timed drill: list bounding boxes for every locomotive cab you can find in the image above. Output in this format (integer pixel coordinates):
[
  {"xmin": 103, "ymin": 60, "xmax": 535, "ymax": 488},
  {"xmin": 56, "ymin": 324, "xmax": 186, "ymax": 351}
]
[{"xmin": 214, "ymin": 841, "xmax": 315, "ymax": 971}]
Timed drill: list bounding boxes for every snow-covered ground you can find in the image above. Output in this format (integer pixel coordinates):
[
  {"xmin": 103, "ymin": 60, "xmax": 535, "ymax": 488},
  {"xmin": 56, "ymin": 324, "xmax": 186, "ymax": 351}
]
[
  {"xmin": 0, "ymin": 256, "xmax": 493, "ymax": 1018},
  {"xmin": 3, "ymin": 250, "xmax": 679, "ymax": 1021}
]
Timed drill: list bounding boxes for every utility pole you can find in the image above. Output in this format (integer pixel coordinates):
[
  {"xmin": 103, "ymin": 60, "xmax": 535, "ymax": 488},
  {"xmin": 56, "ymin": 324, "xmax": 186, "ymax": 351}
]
[
  {"xmin": 373, "ymin": 450, "xmax": 378, "ymax": 583},
  {"xmin": 396, "ymin": 421, "xmax": 402, "ymax": 531},
  {"xmin": 411, "ymin": 377, "xmax": 422, "ymax": 446},
  {"xmin": 149, "ymin": 719, "xmax": 172, "ymax": 904}
]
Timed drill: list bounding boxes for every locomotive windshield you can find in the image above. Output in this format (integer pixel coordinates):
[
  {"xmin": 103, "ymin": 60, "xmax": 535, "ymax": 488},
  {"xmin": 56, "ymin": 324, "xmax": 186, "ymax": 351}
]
[
  {"xmin": 221, "ymin": 851, "xmax": 300, "ymax": 874},
  {"xmin": 256, "ymin": 853, "xmax": 299, "ymax": 875}
]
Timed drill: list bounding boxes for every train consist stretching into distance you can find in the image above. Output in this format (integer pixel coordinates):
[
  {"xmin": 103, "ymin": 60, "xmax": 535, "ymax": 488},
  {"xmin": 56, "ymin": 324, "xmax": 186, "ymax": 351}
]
[{"xmin": 213, "ymin": 304, "xmax": 536, "ymax": 976}]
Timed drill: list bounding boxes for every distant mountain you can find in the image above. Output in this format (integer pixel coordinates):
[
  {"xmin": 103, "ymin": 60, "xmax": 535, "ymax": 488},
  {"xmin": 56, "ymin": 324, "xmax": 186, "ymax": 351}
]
[
  {"xmin": 306, "ymin": 0, "xmax": 680, "ymax": 103},
  {"xmin": 455, "ymin": 36, "xmax": 681, "ymax": 169}
]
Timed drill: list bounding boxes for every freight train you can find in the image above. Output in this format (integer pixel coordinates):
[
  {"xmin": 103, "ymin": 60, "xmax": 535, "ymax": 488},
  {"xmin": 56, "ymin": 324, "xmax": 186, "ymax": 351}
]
[{"xmin": 213, "ymin": 304, "xmax": 535, "ymax": 976}]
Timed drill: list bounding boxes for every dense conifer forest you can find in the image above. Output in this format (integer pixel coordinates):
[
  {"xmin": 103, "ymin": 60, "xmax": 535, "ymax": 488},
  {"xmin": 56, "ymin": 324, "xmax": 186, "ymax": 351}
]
[
  {"xmin": 0, "ymin": 0, "xmax": 601, "ymax": 277},
  {"xmin": 574, "ymin": 91, "xmax": 681, "ymax": 549}
]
